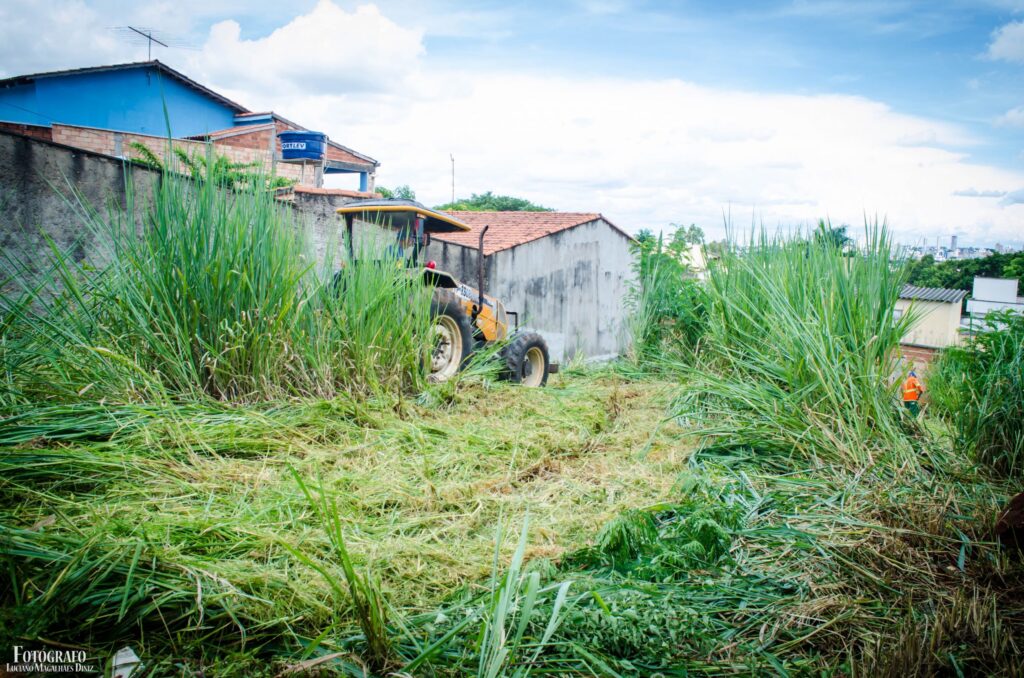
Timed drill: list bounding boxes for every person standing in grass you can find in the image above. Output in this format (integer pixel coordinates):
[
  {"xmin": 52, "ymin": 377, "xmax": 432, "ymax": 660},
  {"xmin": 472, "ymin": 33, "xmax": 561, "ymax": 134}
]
[{"xmin": 902, "ymin": 370, "xmax": 925, "ymax": 416}]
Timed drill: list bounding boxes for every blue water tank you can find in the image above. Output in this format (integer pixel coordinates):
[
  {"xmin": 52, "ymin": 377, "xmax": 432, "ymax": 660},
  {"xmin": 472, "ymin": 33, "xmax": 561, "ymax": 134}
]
[{"xmin": 279, "ymin": 130, "xmax": 326, "ymax": 160}]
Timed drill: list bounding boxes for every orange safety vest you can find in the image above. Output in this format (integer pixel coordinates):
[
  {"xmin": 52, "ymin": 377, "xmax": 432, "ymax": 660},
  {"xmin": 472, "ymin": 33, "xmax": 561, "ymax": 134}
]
[{"xmin": 902, "ymin": 375, "xmax": 923, "ymax": 402}]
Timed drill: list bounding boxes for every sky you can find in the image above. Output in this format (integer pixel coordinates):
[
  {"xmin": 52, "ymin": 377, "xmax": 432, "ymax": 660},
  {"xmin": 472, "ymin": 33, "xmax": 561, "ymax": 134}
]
[{"xmin": 2, "ymin": 0, "xmax": 1024, "ymax": 245}]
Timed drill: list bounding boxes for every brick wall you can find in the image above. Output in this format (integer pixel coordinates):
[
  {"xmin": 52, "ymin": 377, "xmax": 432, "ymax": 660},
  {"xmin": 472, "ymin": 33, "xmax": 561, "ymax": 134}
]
[
  {"xmin": 900, "ymin": 344, "xmax": 939, "ymax": 373},
  {"xmin": 40, "ymin": 123, "xmax": 374, "ymax": 189},
  {"xmin": 49, "ymin": 124, "xmax": 311, "ymax": 185},
  {"xmin": 0, "ymin": 122, "xmax": 53, "ymax": 142}
]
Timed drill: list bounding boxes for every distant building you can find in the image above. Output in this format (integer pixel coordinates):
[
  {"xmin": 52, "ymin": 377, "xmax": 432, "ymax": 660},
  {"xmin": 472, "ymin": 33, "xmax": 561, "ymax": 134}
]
[
  {"xmin": 426, "ymin": 212, "xmax": 636, "ymax": 361},
  {"xmin": 895, "ymin": 285, "xmax": 968, "ymax": 368},
  {"xmin": 0, "ymin": 61, "xmax": 377, "ymax": 191},
  {"xmin": 966, "ymin": 277, "xmax": 1024, "ymax": 323}
]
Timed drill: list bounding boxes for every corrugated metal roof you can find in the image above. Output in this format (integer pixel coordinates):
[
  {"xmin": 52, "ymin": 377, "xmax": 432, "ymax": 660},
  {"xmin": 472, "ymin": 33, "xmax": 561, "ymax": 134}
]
[{"xmin": 899, "ymin": 284, "xmax": 968, "ymax": 303}]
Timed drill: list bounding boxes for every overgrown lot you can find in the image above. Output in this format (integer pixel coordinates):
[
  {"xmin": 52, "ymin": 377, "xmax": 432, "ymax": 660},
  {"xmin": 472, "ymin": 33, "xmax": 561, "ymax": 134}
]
[
  {"xmin": 3, "ymin": 369, "xmax": 1022, "ymax": 675},
  {"xmin": 2, "ymin": 171, "xmax": 1023, "ymax": 675}
]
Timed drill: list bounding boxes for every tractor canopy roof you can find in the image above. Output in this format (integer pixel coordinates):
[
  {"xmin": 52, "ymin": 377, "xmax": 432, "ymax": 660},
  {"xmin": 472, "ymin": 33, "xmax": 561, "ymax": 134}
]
[{"xmin": 336, "ymin": 199, "xmax": 471, "ymax": 233}]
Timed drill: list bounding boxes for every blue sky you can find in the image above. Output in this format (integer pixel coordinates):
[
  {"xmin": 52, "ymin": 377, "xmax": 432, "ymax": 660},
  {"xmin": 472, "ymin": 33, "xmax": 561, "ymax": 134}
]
[
  {"xmin": 3, "ymin": 0, "xmax": 1023, "ymax": 244},
  {"xmin": 403, "ymin": 0, "xmax": 1024, "ymax": 170}
]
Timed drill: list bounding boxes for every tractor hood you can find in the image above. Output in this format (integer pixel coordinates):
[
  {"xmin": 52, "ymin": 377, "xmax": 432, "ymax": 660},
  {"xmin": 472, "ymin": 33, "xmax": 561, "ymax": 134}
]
[{"xmin": 336, "ymin": 199, "xmax": 471, "ymax": 233}]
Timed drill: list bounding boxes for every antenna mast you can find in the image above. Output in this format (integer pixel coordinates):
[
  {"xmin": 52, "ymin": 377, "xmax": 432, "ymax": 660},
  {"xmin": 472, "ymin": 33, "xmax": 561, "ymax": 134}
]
[
  {"xmin": 128, "ymin": 26, "xmax": 168, "ymax": 59},
  {"xmin": 450, "ymin": 153, "xmax": 455, "ymax": 205}
]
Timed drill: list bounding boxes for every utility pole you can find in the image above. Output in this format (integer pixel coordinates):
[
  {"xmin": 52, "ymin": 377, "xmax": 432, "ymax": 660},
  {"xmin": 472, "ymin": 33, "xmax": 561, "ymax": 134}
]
[{"xmin": 450, "ymin": 153, "xmax": 455, "ymax": 205}]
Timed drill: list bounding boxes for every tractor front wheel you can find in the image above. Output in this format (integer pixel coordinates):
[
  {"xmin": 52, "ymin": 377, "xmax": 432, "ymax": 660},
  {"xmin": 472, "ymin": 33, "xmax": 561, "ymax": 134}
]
[
  {"xmin": 429, "ymin": 290, "xmax": 474, "ymax": 382},
  {"xmin": 502, "ymin": 331, "xmax": 550, "ymax": 387}
]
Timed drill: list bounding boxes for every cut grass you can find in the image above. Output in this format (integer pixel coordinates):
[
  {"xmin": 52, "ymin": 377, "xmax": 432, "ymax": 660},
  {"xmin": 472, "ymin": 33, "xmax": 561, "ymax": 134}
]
[
  {"xmin": 2, "ymin": 369, "xmax": 1023, "ymax": 675},
  {"xmin": 0, "ymin": 370, "xmax": 691, "ymax": 671}
]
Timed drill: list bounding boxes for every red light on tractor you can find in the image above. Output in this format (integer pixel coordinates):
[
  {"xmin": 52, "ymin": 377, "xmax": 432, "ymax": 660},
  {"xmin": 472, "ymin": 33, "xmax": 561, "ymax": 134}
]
[{"xmin": 426, "ymin": 260, "xmax": 437, "ymax": 269}]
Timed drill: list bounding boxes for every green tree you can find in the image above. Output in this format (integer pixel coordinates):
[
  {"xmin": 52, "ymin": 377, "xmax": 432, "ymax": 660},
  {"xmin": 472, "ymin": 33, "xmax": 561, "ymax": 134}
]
[
  {"xmin": 435, "ymin": 191, "xmax": 553, "ymax": 212},
  {"xmin": 814, "ymin": 221, "xmax": 853, "ymax": 249},
  {"xmin": 377, "ymin": 185, "xmax": 416, "ymax": 200},
  {"xmin": 905, "ymin": 251, "xmax": 1024, "ymax": 295},
  {"xmin": 671, "ymin": 224, "xmax": 705, "ymax": 246},
  {"xmin": 635, "ymin": 228, "xmax": 655, "ymax": 245}
]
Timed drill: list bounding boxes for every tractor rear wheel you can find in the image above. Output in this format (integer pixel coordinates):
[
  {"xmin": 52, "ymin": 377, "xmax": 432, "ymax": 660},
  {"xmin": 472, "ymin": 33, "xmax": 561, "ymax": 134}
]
[
  {"xmin": 502, "ymin": 331, "xmax": 550, "ymax": 387},
  {"xmin": 429, "ymin": 290, "xmax": 474, "ymax": 382}
]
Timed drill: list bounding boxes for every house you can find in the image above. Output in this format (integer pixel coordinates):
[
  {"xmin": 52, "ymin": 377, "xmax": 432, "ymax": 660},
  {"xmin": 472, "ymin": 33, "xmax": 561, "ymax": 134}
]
[
  {"xmin": 966, "ymin": 277, "xmax": 1023, "ymax": 325},
  {"xmin": 683, "ymin": 243, "xmax": 715, "ymax": 280},
  {"xmin": 0, "ymin": 61, "xmax": 377, "ymax": 191},
  {"xmin": 425, "ymin": 212, "xmax": 635, "ymax": 361},
  {"xmin": 895, "ymin": 284, "xmax": 968, "ymax": 367}
]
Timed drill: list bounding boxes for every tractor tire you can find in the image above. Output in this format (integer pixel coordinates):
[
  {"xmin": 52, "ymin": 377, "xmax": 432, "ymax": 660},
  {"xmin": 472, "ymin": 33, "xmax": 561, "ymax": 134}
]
[
  {"xmin": 501, "ymin": 331, "xmax": 550, "ymax": 387},
  {"xmin": 428, "ymin": 290, "xmax": 474, "ymax": 383}
]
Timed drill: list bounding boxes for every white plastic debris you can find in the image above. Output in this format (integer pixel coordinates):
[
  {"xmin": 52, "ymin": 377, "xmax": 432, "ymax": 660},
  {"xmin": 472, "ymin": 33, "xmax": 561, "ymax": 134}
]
[{"xmin": 111, "ymin": 646, "xmax": 142, "ymax": 678}]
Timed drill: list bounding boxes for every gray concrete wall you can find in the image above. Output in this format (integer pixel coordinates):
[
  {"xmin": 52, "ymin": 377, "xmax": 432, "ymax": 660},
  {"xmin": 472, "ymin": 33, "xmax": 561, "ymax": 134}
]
[
  {"xmin": 0, "ymin": 130, "xmax": 381, "ymax": 280},
  {"xmin": 292, "ymin": 191, "xmax": 402, "ymax": 266},
  {"xmin": 426, "ymin": 219, "xmax": 635, "ymax": 361},
  {"xmin": 0, "ymin": 130, "xmax": 160, "ymax": 276}
]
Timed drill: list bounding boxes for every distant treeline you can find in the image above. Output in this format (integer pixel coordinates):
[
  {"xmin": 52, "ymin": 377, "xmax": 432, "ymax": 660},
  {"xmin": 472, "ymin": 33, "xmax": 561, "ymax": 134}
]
[{"xmin": 906, "ymin": 251, "xmax": 1024, "ymax": 294}]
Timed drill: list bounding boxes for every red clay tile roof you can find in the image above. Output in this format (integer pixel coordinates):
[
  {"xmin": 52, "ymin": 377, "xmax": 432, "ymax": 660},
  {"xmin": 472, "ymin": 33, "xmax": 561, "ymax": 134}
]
[
  {"xmin": 432, "ymin": 212, "xmax": 628, "ymax": 255},
  {"xmin": 186, "ymin": 123, "xmax": 274, "ymax": 140},
  {"xmin": 293, "ymin": 187, "xmax": 379, "ymax": 198}
]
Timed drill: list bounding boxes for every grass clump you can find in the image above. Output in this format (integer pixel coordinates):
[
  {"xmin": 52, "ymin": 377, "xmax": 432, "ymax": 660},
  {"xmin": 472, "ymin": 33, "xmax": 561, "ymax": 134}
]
[
  {"xmin": 928, "ymin": 310, "xmax": 1024, "ymax": 476},
  {"xmin": 0, "ymin": 163, "xmax": 431, "ymax": 407},
  {"xmin": 626, "ymin": 231, "xmax": 707, "ymax": 366},
  {"xmin": 675, "ymin": 224, "xmax": 919, "ymax": 466}
]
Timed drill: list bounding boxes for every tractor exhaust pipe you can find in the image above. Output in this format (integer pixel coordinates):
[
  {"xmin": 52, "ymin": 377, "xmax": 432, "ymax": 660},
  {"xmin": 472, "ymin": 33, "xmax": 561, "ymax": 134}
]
[{"xmin": 474, "ymin": 225, "xmax": 489, "ymax": 321}]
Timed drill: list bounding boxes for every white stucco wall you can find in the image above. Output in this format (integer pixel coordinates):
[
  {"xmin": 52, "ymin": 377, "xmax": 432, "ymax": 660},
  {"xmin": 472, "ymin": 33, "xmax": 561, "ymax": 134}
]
[
  {"xmin": 895, "ymin": 298, "xmax": 962, "ymax": 349},
  {"xmin": 426, "ymin": 219, "xmax": 635, "ymax": 361}
]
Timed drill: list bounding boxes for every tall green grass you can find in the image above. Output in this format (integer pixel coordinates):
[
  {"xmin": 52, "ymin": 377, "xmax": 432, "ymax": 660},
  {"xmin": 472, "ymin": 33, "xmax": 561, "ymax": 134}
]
[
  {"xmin": 0, "ymin": 164, "xmax": 431, "ymax": 408},
  {"xmin": 675, "ymin": 225, "xmax": 919, "ymax": 466},
  {"xmin": 929, "ymin": 311, "xmax": 1024, "ymax": 476},
  {"xmin": 626, "ymin": 233, "xmax": 707, "ymax": 365}
]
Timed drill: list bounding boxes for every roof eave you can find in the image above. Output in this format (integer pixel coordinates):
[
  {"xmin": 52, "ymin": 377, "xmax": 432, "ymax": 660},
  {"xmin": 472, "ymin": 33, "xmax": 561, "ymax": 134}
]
[{"xmin": 0, "ymin": 60, "xmax": 250, "ymax": 114}]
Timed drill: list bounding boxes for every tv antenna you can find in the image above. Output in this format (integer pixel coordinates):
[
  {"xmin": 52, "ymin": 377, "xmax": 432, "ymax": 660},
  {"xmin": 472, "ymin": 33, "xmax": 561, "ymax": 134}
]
[
  {"xmin": 450, "ymin": 153, "xmax": 455, "ymax": 205},
  {"xmin": 112, "ymin": 26, "xmax": 198, "ymax": 59}
]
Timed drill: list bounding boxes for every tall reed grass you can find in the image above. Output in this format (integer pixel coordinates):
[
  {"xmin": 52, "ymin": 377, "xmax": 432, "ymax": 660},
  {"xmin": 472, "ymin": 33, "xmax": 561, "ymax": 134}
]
[
  {"xmin": 675, "ymin": 225, "xmax": 919, "ymax": 466},
  {"xmin": 929, "ymin": 311, "xmax": 1024, "ymax": 475},
  {"xmin": 0, "ymin": 163, "xmax": 431, "ymax": 408}
]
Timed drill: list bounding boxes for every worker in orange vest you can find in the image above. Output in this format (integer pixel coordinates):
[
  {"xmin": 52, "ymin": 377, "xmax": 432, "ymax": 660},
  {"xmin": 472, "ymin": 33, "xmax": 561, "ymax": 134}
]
[{"xmin": 902, "ymin": 370, "xmax": 924, "ymax": 416}]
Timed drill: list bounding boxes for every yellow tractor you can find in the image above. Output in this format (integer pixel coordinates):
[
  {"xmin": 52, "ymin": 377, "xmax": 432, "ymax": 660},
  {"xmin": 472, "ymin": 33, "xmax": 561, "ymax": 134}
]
[{"xmin": 336, "ymin": 200, "xmax": 556, "ymax": 386}]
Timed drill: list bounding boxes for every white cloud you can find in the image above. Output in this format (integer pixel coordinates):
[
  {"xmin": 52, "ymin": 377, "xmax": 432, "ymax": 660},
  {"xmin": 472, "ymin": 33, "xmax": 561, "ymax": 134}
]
[
  {"xmin": 987, "ymin": 21, "xmax": 1024, "ymax": 62},
  {"xmin": 173, "ymin": 2, "xmax": 1024, "ymax": 244},
  {"xmin": 954, "ymin": 188, "xmax": 1008, "ymax": 198},
  {"xmin": 996, "ymin": 105, "xmax": 1024, "ymax": 127},
  {"xmin": 0, "ymin": 1, "xmax": 134, "ymax": 76},
  {"xmin": 1002, "ymin": 189, "xmax": 1024, "ymax": 205},
  {"xmin": 284, "ymin": 70, "xmax": 1021, "ymax": 243},
  {"xmin": 3, "ymin": 1, "xmax": 1023, "ymax": 244},
  {"xmin": 187, "ymin": 2, "xmax": 424, "ymax": 96}
]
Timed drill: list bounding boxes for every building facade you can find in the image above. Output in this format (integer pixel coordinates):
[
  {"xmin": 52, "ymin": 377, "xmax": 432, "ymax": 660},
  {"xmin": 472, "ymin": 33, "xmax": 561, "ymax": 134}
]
[
  {"xmin": 0, "ymin": 61, "xmax": 377, "ymax": 191},
  {"xmin": 426, "ymin": 212, "xmax": 636, "ymax": 361},
  {"xmin": 895, "ymin": 285, "xmax": 967, "ymax": 349},
  {"xmin": 966, "ymin": 277, "xmax": 1024, "ymax": 323}
]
